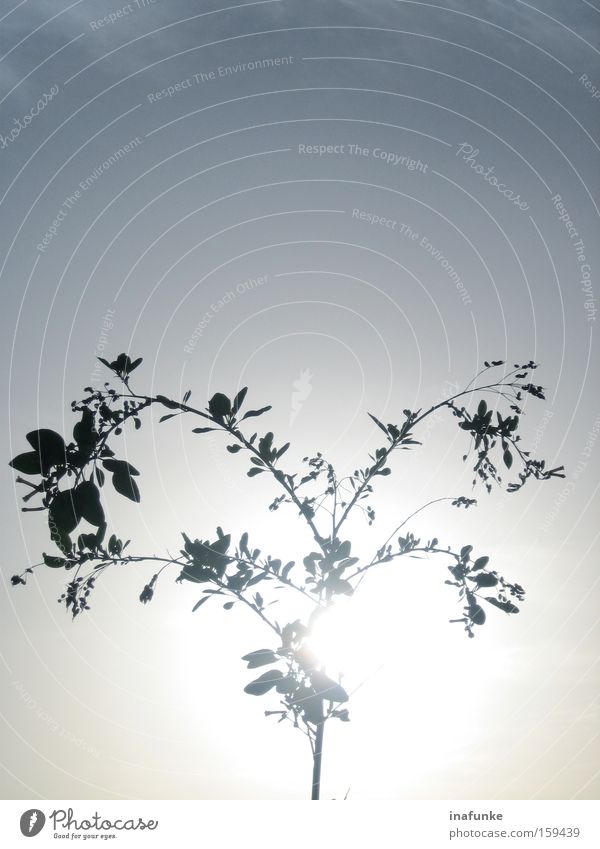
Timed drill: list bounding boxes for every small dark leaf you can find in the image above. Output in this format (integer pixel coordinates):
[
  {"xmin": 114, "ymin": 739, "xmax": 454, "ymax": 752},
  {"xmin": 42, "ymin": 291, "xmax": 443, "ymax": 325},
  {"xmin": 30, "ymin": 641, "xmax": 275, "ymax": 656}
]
[
  {"xmin": 244, "ymin": 669, "xmax": 283, "ymax": 696},
  {"xmin": 155, "ymin": 395, "xmax": 180, "ymax": 410},
  {"xmin": 332, "ymin": 708, "xmax": 350, "ymax": 722},
  {"xmin": 49, "ymin": 490, "xmax": 80, "ymax": 534},
  {"xmin": 74, "ymin": 480, "xmax": 105, "ymax": 527},
  {"xmin": 192, "ymin": 596, "xmax": 212, "ymax": 612},
  {"xmin": 310, "ymin": 671, "xmax": 349, "ymax": 702},
  {"xmin": 484, "ymin": 596, "xmax": 520, "ymax": 614},
  {"xmin": 247, "ymin": 467, "xmax": 264, "ymax": 477},
  {"xmin": 276, "ymin": 442, "xmax": 290, "ymax": 460},
  {"xmin": 227, "ymin": 444, "xmax": 242, "ymax": 453},
  {"xmin": 102, "ymin": 458, "xmax": 140, "ymax": 476},
  {"xmin": 208, "ymin": 393, "xmax": 231, "ymax": 419},
  {"xmin": 472, "ymin": 572, "xmax": 498, "ymax": 588},
  {"xmin": 192, "ymin": 427, "xmax": 217, "ymax": 434},
  {"xmin": 275, "ymin": 676, "xmax": 297, "ymax": 695},
  {"xmin": 223, "ymin": 601, "xmax": 234, "ymax": 610},
  {"xmin": 111, "ymin": 467, "xmax": 141, "ymax": 502},
  {"xmin": 231, "ymin": 387, "xmax": 248, "ymax": 414},
  {"xmin": 9, "ymin": 451, "xmax": 42, "ymax": 476},
  {"xmin": 43, "ymin": 553, "xmax": 67, "ymax": 569},
  {"xmin": 368, "ymin": 413, "xmax": 388, "ymax": 435},
  {"xmin": 472, "ymin": 556, "xmax": 489, "ymax": 571},
  {"xmin": 159, "ymin": 413, "xmax": 178, "ymax": 423},
  {"xmin": 242, "ymin": 649, "xmax": 279, "ymax": 669},
  {"xmin": 242, "ymin": 406, "xmax": 271, "ymax": 420},
  {"xmin": 281, "ymin": 561, "xmax": 295, "ymax": 580},
  {"xmin": 503, "ymin": 448, "xmax": 513, "ymax": 469},
  {"xmin": 73, "ymin": 409, "xmax": 98, "ymax": 457},
  {"xmin": 26, "ymin": 429, "xmax": 67, "ymax": 472},
  {"xmin": 469, "ymin": 604, "xmax": 486, "ymax": 626}
]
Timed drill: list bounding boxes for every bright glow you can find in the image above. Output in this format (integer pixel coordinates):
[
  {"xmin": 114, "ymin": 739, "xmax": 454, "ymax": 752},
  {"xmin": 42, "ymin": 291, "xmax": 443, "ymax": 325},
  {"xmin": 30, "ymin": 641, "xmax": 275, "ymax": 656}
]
[
  {"xmin": 307, "ymin": 594, "xmax": 386, "ymax": 682},
  {"xmin": 302, "ymin": 560, "xmax": 521, "ymax": 793}
]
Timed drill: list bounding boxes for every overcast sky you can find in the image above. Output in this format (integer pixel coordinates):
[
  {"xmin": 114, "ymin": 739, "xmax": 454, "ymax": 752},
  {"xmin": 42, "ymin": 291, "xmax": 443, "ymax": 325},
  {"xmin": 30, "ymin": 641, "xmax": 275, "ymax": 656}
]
[{"xmin": 1, "ymin": 0, "xmax": 599, "ymax": 800}]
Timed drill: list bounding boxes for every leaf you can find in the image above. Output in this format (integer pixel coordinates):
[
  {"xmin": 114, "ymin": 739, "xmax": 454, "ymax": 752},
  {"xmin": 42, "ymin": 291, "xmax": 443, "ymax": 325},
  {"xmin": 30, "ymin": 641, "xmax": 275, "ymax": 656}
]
[
  {"xmin": 469, "ymin": 604, "xmax": 486, "ymax": 626},
  {"xmin": 275, "ymin": 676, "xmax": 297, "ymax": 695},
  {"xmin": 155, "ymin": 395, "xmax": 180, "ymax": 409},
  {"xmin": 102, "ymin": 458, "xmax": 140, "ymax": 476},
  {"xmin": 332, "ymin": 708, "xmax": 350, "ymax": 722},
  {"xmin": 49, "ymin": 489, "xmax": 80, "ymax": 534},
  {"xmin": 43, "ymin": 553, "xmax": 67, "ymax": 569},
  {"xmin": 247, "ymin": 467, "xmax": 264, "ymax": 477},
  {"xmin": 258, "ymin": 432, "xmax": 274, "ymax": 460},
  {"xmin": 159, "ymin": 414, "xmax": 178, "ymax": 423},
  {"xmin": 74, "ymin": 480, "xmax": 105, "ymax": 527},
  {"xmin": 9, "ymin": 451, "xmax": 42, "ymax": 475},
  {"xmin": 477, "ymin": 400, "xmax": 487, "ymax": 417},
  {"xmin": 227, "ymin": 444, "xmax": 242, "ymax": 453},
  {"xmin": 73, "ymin": 409, "xmax": 97, "ymax": 457},
  {"xmin": 503, "ymin": 448, "xmax": 513, "ymax": 469},
  {"xmin": 223, "ymin": 601, "xmax": 234, "ymax": 610},
  {"xmin": 192, "ymin": 596, "xmax": 212, "ymax": 612},
  {"xmin": 368, "ymin": 413, "xmax": 388, "ymax": 435},
  {"xmin": 241, "ymin": 649, "xmax": 279, "ymax": 669},
  {"xmin": 183, "ymin": 390, "xmax": 192, "ymax": 404},
  {"xmin": 208, "ymin": 393, "xmax": 231, "ymax": 419},
  {"xmin": 128, "ymin": 357, "xmax": 143, "ymax": 373},
  {"xmin": 97, "ymin": 357, "xmax": 112, "ymax": 370},
  {"xmin": 179, "ymin": 563, "xmax": 213, "ymax": 583},
  {"xmin": 95, "ymin": 467, "xmax": 105, "ymax": 487},
  {"xmin": 303, "ymin": 555, "xmax": 316, "ymax": 576},
  {"xmin": 50, "ymin": 524, "xmax": 73, "ymax": 555},
  {"xmin": 281, "ymin": 561, "xmax": 295, "ymax": 580},
  {"xmin": 192, "ymin": 427, "xmax": 216, "ymax": 434},
  {"xmin": 472, "ymin": 572, "xmax": 498, "ymax": 588},
  {"xmin": 276, "ymin": 442, "xmax": 290, "ymax": 460},
  {"xmin": 460, "ymin": 545, "xmax": 473, "ymax": 560},
  {"xmin": 484, "ymin": 596, "xmax": 519, "ymax": 614},
  {"xmin": 241, "ymin": 406, "xmax": 271, "ymax": 420},
  {"xmin": 336, "ymin": 541, "xmax": 352, "ymax": 560},
  {"xmin": 26, "ymin": 429, "xmax": 66, "ymax": 472},
  {"xmin": 310, "ymin": 671, "xmax": 349, "ymax": 703},
  {"xmin": 111, "ymin": 467, "xmax": 141, "ymax": 502},
  {"xmin": 244, "ymin": 669, "xmax": 283, "ymax": 696},
  {"xmin": 291, "ymin": 685, "xmax": 324, "ymax": 723},
  {"xmin": 231, "ymin": 387, "xmax": 248, "ymax": 414},
  {"xmin": 472, "ymin": 556, "xmax": 489, "ymax": 571}
]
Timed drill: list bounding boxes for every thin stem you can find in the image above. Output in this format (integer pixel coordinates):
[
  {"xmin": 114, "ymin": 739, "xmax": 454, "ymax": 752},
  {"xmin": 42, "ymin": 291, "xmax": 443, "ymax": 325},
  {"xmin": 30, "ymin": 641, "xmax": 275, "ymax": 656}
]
[
  {"xmin": 228, "ymin": 427, "xmax": 328, "ymax": 554},
  {"xmin": 379, "ymin": 497, "xmax": 459, "ymax": 555},
  {"xmin": 354, "ymin": 497, "xmax": 457, "ymax": 590},
  {"xmin": 347, "ymin": 545, "xmax": 460, "ymax": 582},
  {"xmin": 333, "ymin": 376, "xmax": 521, "ymax": 537},
  {"xmin": 117, "ymin": 389, "xmax": 329, "ymax": 553},
  {"xmin": 311, "ymin": 720, "xmax": 325, "ymax": 800}
]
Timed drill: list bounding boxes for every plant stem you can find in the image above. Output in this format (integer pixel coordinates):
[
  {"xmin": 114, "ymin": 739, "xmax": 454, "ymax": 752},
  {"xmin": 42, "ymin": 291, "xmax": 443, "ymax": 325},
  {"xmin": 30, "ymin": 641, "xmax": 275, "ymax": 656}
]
[{"xmin": 311, "ymin": 720, "xmax": 325, "ymax": 800}]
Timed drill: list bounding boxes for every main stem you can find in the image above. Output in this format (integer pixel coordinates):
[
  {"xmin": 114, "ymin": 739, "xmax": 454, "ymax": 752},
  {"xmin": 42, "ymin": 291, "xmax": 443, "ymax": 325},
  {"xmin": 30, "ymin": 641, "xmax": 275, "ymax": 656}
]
[{"xmin": 311, "ymin": 721, "xmax": 325, "ymax": 800}]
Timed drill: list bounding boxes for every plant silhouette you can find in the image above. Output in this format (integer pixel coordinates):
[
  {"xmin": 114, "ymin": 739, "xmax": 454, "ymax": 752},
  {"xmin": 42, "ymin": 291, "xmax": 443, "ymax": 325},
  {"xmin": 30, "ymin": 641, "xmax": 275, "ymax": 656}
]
[{"xmin": 9, "ymin": 354, "xmax": 565, "ymax": 799}]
